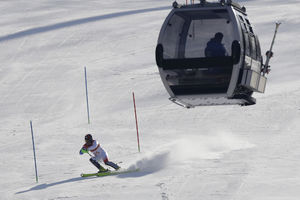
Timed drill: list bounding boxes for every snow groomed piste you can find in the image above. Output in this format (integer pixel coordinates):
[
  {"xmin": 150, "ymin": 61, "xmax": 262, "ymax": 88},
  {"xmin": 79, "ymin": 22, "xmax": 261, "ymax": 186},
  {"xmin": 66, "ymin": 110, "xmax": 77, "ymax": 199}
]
[{"xmin": 2, "ymin": 0, "xmax": 298, "ymax": 199}]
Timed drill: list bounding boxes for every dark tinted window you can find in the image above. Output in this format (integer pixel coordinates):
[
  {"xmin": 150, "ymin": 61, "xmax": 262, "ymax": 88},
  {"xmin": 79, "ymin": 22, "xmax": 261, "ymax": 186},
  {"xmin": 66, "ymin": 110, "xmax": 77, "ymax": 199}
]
[
  {"xmin": 249, "ymin": 26, "xmax": 254, "ymax": 33},
  {"xmin": 160, "ymin": 9, "xmax": 234, "ymax": 59},
  {"xmin": 238, "ymin": 15, "xmax": 244, "ymax": 22},
  {"xmin": 249, "ymin": 35, "xmax": 257, "ymax": 59},
  {"xmin": 243, "ymin": 31, "xmax": 251, "ymax": 56},
  {"xmin": 255, "ymin": 36, "xmax": 262, "ymax": 61}
]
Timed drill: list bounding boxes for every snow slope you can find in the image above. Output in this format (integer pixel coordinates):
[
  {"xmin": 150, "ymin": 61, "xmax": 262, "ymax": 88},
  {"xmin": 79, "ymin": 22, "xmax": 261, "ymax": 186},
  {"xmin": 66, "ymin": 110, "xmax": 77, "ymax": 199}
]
[{"xmin": 0, "ymin": 0, "xmax": 299, "ymax": 199}]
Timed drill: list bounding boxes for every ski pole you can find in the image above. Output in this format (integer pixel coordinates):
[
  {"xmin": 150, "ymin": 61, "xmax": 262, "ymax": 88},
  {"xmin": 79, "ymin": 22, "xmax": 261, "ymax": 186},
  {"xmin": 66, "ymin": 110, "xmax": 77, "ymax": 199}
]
[
  {"xmin": 84, "ymin": 66, "xmax": 91, "ymax": 124},
  {"xmin": 30, "ymin": 121, "xmax": 38, "ymax": 183},
  {"xmin": 132, "ymin": 92, "xmax": 141, "ymax": 153}
]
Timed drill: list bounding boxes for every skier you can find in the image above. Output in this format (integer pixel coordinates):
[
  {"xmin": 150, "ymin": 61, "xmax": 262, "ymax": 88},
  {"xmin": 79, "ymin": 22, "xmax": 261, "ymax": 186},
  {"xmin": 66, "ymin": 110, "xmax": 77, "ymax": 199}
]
[{"xmin": 79, "ymin": 134, "xmax": 120, "ymax": 172}]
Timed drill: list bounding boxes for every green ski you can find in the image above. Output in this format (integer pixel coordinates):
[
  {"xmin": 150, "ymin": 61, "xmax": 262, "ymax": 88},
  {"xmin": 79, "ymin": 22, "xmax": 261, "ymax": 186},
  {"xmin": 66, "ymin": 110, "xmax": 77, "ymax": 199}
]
[{"xmin": 81, "ymin": 168, "xmax": 139, "ymax": 177}]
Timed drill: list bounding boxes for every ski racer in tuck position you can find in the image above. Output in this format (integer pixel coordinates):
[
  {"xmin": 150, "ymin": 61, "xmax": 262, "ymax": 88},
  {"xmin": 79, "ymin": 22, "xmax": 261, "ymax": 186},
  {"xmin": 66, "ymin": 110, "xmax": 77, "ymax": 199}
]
[{"xmin": 79, "ymin": 134, "xmax": 120, "ymax": 172}]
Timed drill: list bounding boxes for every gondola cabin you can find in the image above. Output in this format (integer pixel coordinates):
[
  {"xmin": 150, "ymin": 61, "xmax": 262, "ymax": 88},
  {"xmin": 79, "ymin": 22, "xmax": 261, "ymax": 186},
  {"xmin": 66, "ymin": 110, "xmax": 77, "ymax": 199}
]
[{"xmin": 156, "ymin": 0, "xmax": 269, "ymax": 108}]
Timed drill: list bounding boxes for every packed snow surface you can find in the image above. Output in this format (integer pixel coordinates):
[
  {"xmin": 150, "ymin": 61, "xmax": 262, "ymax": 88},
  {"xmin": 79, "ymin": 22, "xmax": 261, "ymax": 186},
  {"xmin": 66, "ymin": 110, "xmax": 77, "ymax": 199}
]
[{"xmin": 0, "ymin": 0, "xmax": 299, "ymax": 199}]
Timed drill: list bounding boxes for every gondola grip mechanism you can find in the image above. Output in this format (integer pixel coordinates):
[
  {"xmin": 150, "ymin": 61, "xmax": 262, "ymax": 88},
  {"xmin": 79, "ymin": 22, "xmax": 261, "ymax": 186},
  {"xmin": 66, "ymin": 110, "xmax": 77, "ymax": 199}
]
[{"xmin": 263, "ymin": 22, "xmax": 281, "ymax": 75}]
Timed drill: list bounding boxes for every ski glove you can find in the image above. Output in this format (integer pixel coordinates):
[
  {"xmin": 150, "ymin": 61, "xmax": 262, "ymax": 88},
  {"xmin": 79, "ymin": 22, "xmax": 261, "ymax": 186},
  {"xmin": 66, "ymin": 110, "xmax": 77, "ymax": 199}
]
[{"xmin": 79, "ymin": 148, "xmax": 88, "ymax": 155}]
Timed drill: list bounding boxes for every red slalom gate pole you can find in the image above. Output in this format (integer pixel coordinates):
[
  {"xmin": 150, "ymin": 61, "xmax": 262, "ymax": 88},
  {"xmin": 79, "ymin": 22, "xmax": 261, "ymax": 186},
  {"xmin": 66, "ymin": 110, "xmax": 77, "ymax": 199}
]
[{"xmin": 132, "ymin": 92, "xmax": 140, "ymax": 152}]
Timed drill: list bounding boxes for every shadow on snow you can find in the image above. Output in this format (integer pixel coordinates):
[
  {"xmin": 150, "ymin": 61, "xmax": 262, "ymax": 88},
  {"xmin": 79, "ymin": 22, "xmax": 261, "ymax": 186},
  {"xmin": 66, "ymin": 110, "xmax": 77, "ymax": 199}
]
[
  {"xmin": 16, "ymin": 177, "xmax": 86, "ymax": 194},
  {"xmin": 0, "ymin": 6, "xmax": 169, "ymax": 42},
  {"xmin": 16, "ymin": 168, "xmax": 155, "ymax": 194}
]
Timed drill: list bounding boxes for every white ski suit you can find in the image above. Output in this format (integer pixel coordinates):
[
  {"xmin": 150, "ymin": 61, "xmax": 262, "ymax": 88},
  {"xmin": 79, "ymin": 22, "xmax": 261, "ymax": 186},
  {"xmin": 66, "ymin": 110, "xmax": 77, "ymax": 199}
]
[{"xmin": 84, "ymin": 140, "xmax": 109, "ymax": 163}]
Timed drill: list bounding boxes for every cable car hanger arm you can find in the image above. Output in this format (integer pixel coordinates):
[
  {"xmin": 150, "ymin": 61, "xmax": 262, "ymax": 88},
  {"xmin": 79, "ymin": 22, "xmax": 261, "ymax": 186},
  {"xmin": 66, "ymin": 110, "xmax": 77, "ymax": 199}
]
[{"xmin": 263, "ymin": 22, "xmax": 281, "ymax": 75}]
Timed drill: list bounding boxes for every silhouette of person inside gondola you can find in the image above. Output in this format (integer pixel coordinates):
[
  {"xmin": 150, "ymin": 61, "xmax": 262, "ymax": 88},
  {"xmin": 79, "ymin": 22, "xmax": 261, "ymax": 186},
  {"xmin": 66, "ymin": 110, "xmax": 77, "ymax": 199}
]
[
  {"xmin": 205, "ymin": 32, "xmax": 227, "ymax": 57},
  {"xmin": 204, "ymin": 32, "xmax": 228, "ymax": 75}
]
